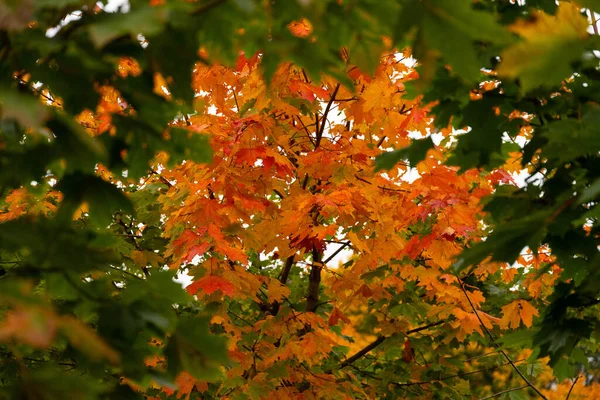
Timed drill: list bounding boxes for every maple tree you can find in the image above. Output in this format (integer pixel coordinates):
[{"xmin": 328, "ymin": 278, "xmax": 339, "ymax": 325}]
[{"xmin": 1, "ymin": 0, "xmax": 600, "ymax": 399}]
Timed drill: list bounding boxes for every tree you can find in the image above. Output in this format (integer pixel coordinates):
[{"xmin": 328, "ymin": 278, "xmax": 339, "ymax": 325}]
[{"xmin": 1, "ymin": 0, "xmax": 600, "ymax": 398}]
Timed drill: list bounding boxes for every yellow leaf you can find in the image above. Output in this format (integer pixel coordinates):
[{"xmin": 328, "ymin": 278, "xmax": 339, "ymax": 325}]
[
  {"xmin": 267, "ymin": 279, "xmax": 290, "ymax": 303},
  {"xmin": 347, "ymin": 231, "xmax": 369, "ymax": 254},
  {"xmin": 72, "ymin": 201, "xmax": 89, "ymax": 220}
]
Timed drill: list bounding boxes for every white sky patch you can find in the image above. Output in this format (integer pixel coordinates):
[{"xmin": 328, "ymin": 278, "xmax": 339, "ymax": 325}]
[{"xmin": 46, "ymin": 0, "xmax": 130, "ymax": 37}]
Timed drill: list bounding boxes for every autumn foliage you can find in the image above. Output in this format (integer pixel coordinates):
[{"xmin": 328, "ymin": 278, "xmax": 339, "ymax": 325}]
[{"xmin": 2, "ymin": 1, "xmax": 600, "ymax": 399}]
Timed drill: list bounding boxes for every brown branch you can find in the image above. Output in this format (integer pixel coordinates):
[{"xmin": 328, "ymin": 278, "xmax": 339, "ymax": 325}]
[
  {"xmin": 301, "ymin": 173, "xmax": 309, "ymax": 190},
  {"xmin": 323, "ymin": 241, "xmax": 351, "ymax": 264},
  {"xmin": 279, "ymin": 255, "xmax": 295, "ymax": 285},
  {"xmin": 305, "ymin": 249, "xmax": 322, "ymax": 312},
  {"xmin": 321, "ymin": 97, "xmax": 357, "ymax": 103},
  {"xmin": 192, "ymin": 0, "xmax": 227, "ymax": 15},
  {"xmin": 395, "ymin": 358, "xmax": 527, "ymax": 387},
  {"xmin": 16, "ymin": 77, "xmax": 59, "ymax": 105},
  {"xmin": 354, "ymin": 174, "xmax": 409, "ymax": 192},
  {"xmin": 107, "ymin": 265, "xmax": 143, "ymax": 280},
  {"xmin": 479, "ymin": 385, "xmax": 528, "ymax": 400},
  {"xmin": 150, "ymin": 169, "xmax": 173, "ymax": 188},
  {"xmin": 339, "ymin": 320, "xmax": 444, "ymax": 369},
  {"xmin": 565, "ymin": 375, "xmax": 580, "ymax": 400},
  {"xmin": 315, "ymin": 84, "xmax": 340, "ymax": 148},
  {"xmin": 340, "ymin": 336, "xmax": 386, "ymax": 369},
  {"xmin": 294, "ymin": 116, "xmax": 316, "ymax": 147},
  {"xmin": 458, "ymin": 279, "xmax": 548, "ymax": 400}
]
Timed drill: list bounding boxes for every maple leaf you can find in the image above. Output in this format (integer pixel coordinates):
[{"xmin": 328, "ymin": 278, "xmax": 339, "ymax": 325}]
[
  {"xmin": 497, "ymin": 3, "xmax": 589, "ymax": 92},
  {"xmin": 287, "ymin": 18, "xmax": 313, "ymax": 38},
  {"xmin": 186, "ymin": 275, "xmax": 236, "ymax": 296},
  {"xmin": 328, "ymin": 307, "xmax": 351, "ymax": 326},
  {"xmin": 499, "ymin": 300, "xmax": 539, "ymax": 329},
  {"xmin": 267, "ymin": 279, "xmax": 291, "ymax": 303},
  {"xmin": 289, "ymin": 79, "xmax": 329, "ymax": 101},
  {"xmin": 184, "ymin": 242, "xmax": 211, "ymax": 263},
  {"xmin": 235, "ymin": 147, "xmax": 266, "ymax": 166}
]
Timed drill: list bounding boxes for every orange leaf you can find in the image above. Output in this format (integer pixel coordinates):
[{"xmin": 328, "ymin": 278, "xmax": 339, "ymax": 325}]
[
  {"xmin": 267, "ymin": 279, "xmax": 291, "ymax": 303},
  {"xmin": 518, "ymin": 300, "xmax": 539, "ymax": 328},
  {"xmin": 500, "ymin": 300, "xmax": 538, "ymax": 329},
  {"xmin": 287, "ymin": 18, "xmax": 312, "ymax": 38},
  {"xmin": 0, "ymin": 307, "xmax": 57, "ymax": 348}
]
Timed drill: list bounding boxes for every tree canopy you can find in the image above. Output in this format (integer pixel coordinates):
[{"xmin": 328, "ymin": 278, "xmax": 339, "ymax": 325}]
[{"xmin": 1, "ymin": 0, "xmax": 600, "ymax": 398}]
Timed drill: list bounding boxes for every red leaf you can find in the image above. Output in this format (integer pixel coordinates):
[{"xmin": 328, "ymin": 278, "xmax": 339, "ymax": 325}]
[
  {"xmin": 355, "ymin": 284, "xmax": 373, "ymax": 298},
  {"xmin": 289, "ymin": 80, "xmax": 329, "ymax": 101},
  {"xmin": 235, "ymin": 147, "xmax": 266, "ymax": 166},
  {"xmin": 186, "ymin": 275, "xmax": 235, "ymax": 296},
  {"xmin": 328, "ymin": 307, "xmax": 351, "ymax": 326},
  {"xmin": 402, "ymin": 339, "xmax": 415, "ymax": 363},
  {"xmin": 184, "ymin": 242, "xmax": 211, "ymax": 263}
]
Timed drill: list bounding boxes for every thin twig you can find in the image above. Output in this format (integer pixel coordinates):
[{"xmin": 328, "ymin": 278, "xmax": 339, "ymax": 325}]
[
  {"xmin": 323, "ymin": 241, "xmax": 351, "ymax": 264},
  {"xmin": 395, "ymin": 358, "xmax": 527, "ymax": 387},
  {"xmin": 566, "ymin": 375, "xmax": 580, "ymax": 400},
  {"xmin": 279, "ymin": 255, "xmax": 295, "ymax": 285},
  {"xmin": 458, "ymin": 279, "xmax": 548, "ymax": 400},
  {"xmin": 107, "ymin": 265, "xmax": 143, "ymax": 280},
  {"xmin": 192, "ymin": 0, "xmax": 227, "ymax": 15},
  {"xmin": 479, "ymin": 385, "xmax": 528, "ymax": 400},
  {"xmin": 338, "ymin": 320, "xmax": 444, "ymax": 369},
  {"xmin": 315, "ymin": 84, "xmax": 340, "ymax": 148}
]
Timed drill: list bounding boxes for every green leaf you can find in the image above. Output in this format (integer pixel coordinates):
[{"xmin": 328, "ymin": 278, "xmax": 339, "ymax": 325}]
[
  {"xmin": 167, "ymin": 127, "xmax": 213, "ymax": 166},
  {"xmin": 375, "ymin": 137, "xmax": 434, "ymax": 171},
  {"xmin": 497, "ymin": 3, "xmax": 589, "ymax": 92},
  {"xmin": 0, "ymin": 87, "xmax": 49, "ymax": 129},
  {"xmin": 578, "ymin": 178, "xmax": 600, "ymax": 204},
  {"xmin": 553, "ymin": 357, "xmax": 575, "ymax": 382},
  {"xmin": 89, "ymin": 5, "xmax": 170, "ymax": 47},
  {"xmin": 165, "ymin": 316, "xmax": 229, "ymax": 381},
  {"xmin": 453, "ymin": 210, "xmax": 550, "ymax": 271},
  {"xmin": 422, "ymin": 0, "xmax": 511, "ymax": 81},
  {"xmin": 56, "ymin": 173, "xmax": 134, "ymax": 227},
  {"xmin": 574, "ymin": 0, "xmax": 600, "ymax": 12},
  {"xmin": 47, "ymin": 114, "xmax": 107, "ymax": 172},
  {"xmin": 35, "ymin": 0, "xmax": 92, "ymax": 7}
]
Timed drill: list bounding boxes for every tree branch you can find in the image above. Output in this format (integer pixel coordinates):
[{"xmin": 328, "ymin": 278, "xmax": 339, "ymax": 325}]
[
  {"xmin": 305, "ymin": 249, "xmax": 322, "ymax": 312},
  {"xmin": 315, "ymin": 84, "xmax": 340, "ymax": 148},
  {"xmin": 323, "ymin": 241, "xmax": 351, "ymax": 264},
  {"xmin": 565, "ymin": 375, "xmax": 580, "ymax": 400},
  {"xmin": 279, "ymin": 255, "xmax": 295, "ymax": 285},
  {"xmin": 479, "ymin": 385, "xmax": 528, "ymax": 400},
  {"xmin": 338, "ymin": 320, "xmax": 444, "ymax": 369},
  {"xmin": 458, "ymin": 279, "xmax": 548, "ymax": 400},
  {"xmin": 192, "ymin": 0, "xmax": 227, "ymax": 15},
  {"xmin": 394, "ymin": 358, "xmax": 527, "ymax": 387},
  {"xmin": 340, "ymin": 336, "xmax": 386, "ymax": 369}
]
